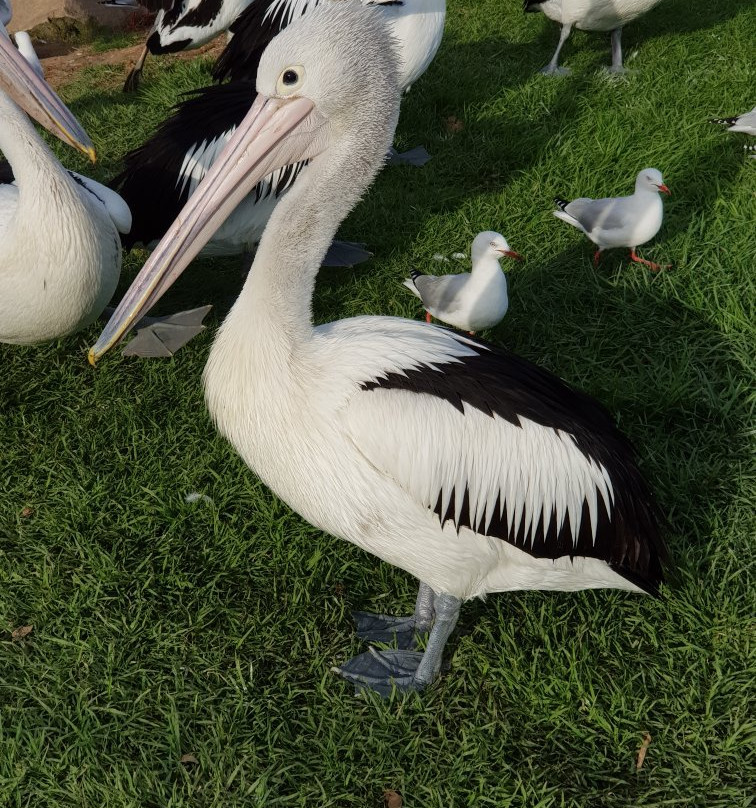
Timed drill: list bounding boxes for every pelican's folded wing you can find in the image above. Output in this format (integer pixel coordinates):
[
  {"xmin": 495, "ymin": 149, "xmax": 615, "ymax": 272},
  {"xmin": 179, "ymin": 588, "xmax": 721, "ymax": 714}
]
[{"xmin": 343, "ymin": 330, "xmax": 664, "ymax": 590}]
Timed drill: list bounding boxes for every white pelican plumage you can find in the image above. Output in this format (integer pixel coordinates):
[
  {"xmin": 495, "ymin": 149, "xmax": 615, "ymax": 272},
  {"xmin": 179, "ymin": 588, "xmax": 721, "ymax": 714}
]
[
  {"xmin": 92, "ymin": 2, "xmax": 666, "ymax": 695},
  {"xmin": 404, "ymin": 231, "xmax": 523, "ymax": 333},
  {"xmin": 114, "ymin": 0, "xmax": 444, "ymax": 254},
  {"xmin": 0, "ymin": 26, "xmax": 130, "ymax": 344},
  {"xmin": 524, "ymin": 0, "xmax": 665, "ymax": 75}
]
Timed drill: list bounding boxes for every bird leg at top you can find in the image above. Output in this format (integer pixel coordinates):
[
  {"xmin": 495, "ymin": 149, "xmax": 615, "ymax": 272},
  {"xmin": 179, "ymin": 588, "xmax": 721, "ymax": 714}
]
[
  {"xmin": 606, "ymin": 28, "xmax": 627, "ymax": 74},
  {"xmin": 353, "ymin": 581, "xmax": 435, "ymax": 649},
  {"xmin": 425, "ymin": 311, "xmax": 433, "ymax": 324},
  {"xmin": 593, "ymin": 249, "xmax": 603, "ymax": 267},
  {"xmin": 629, "ymin": 250, "xmax": 669, "ymax": 272},
  {"xmin": 123, "ymin": 44, "xmax": 149, "ymax": 93},
  {"xmin": 540, "ymin": 23, "xmax": 572, "ymax": 76},
  {"xmin": 338, "ymin": 589, "xmax": 461, "ymax": 696}
]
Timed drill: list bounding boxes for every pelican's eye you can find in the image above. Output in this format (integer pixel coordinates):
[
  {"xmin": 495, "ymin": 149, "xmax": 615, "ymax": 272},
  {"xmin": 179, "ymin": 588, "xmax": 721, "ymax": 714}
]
[{"xmin": 277, "ymin": 65, "xmax": 305, "ymax": 94}]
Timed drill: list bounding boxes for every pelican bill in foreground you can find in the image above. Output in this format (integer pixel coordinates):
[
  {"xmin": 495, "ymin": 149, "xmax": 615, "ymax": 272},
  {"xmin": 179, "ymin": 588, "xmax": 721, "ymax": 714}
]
[
  {"xmin": 92, "ymin": 1, "xmax": 666, "ymax": 696},
  {"xmin": 0, "ymin": 26, "xmax": 130, "ymax": 344}
]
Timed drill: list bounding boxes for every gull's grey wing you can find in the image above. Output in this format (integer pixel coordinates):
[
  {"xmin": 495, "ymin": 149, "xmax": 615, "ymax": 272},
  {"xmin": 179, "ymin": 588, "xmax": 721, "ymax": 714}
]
[
  {"xmin": 413, "ymin": 273, "xmax": 469, "ymax": 315},
  {"xmin": 566, "ymin": 196, "xmax": 633, "ymax": 236}
]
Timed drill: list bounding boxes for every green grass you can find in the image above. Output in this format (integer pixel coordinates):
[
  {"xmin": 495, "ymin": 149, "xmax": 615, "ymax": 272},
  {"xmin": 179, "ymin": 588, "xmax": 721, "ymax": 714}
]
[{"xmin": 1, "ymin": 0, "xmax": 755, "ymax": 805}]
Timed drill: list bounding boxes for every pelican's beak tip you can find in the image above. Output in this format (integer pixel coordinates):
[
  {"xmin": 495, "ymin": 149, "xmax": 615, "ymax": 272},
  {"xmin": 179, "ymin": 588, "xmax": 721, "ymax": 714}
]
[{"xmin": 87, "ymin": 348, "xmax": 97, "ymax": 367}]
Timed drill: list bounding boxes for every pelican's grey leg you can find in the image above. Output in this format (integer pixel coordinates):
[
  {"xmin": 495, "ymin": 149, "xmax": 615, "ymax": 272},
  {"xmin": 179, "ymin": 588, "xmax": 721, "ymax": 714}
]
[
  {"xmin": 540, "ymin": 23, "xmax": 572, "ymax": 76},
  {"xmin": 336, "ymin": 591, "xmax": 462, "ymax": 696},
  {"xmin": 353, "ymin": 581, "xmax": 435, "ymax": 648},
  {"xmin": 606, "ymin": 27, "xmax": 627, "ymax": 74}
]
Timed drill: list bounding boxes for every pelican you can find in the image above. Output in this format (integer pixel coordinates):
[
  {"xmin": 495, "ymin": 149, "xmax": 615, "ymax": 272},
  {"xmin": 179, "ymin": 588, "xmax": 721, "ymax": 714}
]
[
  {"xmin": 524, "ymin": 0, "xmax": 665, "ymax": 75},
  {"xmin": 404, "ymin": 231, "xmax": 523, "ymax": 333},
  {"xmin": 553, "ymin": 168, "xmax": 671, "ymax": 271},
  {"xmin": 91, "ymin": 2, "xmax": 666, "ymax": 695},
  {"xmin": 113, "ymin": 0, "xmax": 445, "ymax": 253},
  {"xmin": 0, "ymin": 17, "xmax": 133, "ymax": 344},
  {"xmin": 122, "ymin": 0, "xmax": 260, "ymax": 92}
]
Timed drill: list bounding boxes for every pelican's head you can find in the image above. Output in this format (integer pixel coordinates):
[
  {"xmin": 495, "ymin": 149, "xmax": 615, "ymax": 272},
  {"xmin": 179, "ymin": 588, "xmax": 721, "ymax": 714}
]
[
  {"xmin": 636, "ymin": 168, "xmax": 670, "ymax": 196},
  {"xmin": 471, "ymin": 231, "xmax": 523, "ymax": 264},
  {"xmin": 90, "ymin": 1, "xmax": 401, "ymax": 363},
  {"xmin": 0, "ymin": 19, "xmax": 95, "ymax": 160}
]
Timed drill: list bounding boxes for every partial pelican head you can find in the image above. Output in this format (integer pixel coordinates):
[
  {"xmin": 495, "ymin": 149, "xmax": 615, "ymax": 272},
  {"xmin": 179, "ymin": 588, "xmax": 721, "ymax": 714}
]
[
  {"xmin": 471, "ymin": 231, "xmax": 523, "ymax": 264},
  {"xmin": 91, "ymin": 1, "xmax": 401, "ymax": 363},
  {"xmin": 0, "ymin": 24, "xmax": 95, "ymax": 160}
]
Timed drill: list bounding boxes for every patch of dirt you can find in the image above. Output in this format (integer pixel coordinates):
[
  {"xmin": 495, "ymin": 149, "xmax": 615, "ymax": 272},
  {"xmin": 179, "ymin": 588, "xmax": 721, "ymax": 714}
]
[{"xmin": 39, "ymin": 38, "xmax": 226, "ymax": 91}]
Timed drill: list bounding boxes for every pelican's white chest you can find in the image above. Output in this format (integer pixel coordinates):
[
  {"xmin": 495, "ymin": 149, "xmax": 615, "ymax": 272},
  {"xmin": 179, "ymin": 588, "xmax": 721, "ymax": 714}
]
[{"xmin": 0, "ymin": 176, "xmax": 121, "ymax": 344}]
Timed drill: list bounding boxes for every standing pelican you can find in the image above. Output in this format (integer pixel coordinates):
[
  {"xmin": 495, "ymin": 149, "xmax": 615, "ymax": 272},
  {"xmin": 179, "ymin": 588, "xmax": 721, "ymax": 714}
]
[
  {"xmin": 92, "ymin": 2, "xmax": 666, "ymax": 695},
  {"xmin": 524, "ymin": 0, "xmax": 665, "ymax": 75}
]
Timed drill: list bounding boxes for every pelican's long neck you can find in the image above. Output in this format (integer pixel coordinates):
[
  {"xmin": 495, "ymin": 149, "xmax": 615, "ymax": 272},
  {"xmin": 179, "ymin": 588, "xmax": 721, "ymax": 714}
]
[
  {"xmin": 228, "ymin": 119, "xmax": 396, "ymax": 348},
  {"xmin": 0, "ymin": 91, "xmax": 77, "ymax": 198}
]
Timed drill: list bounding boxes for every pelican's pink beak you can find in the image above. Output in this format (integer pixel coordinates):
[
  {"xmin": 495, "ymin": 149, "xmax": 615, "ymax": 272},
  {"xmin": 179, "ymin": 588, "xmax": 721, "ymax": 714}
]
[
  {"xmin": 89, "ymin": 93, "xmax": 317, "ymax": 364},
  {"xmin": 0, "ymin": 27, "xmax": 95, "ymax": 160},
  {"xmin": 657, "ymin": 183, "xmax": 671, "ymax": 196}
]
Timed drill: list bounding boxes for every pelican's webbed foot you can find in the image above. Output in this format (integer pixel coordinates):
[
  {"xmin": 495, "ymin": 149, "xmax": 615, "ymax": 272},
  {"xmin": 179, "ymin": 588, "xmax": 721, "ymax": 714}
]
[
  {"xmin": 353, "ymin": 612, "xmax": 421, "ymax": 649},
  {"xmin": 333, "ymin": 648, "xmax": 426, "ymax": 696}
]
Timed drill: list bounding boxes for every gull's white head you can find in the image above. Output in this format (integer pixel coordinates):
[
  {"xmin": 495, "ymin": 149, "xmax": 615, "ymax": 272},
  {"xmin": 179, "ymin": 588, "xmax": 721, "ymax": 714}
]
[
  {"xmin": 636, "ymin": 168, "xmax": 671, "ymax": 195},
  {"xmin": 471, "ymin": 230, "xmax": 523, "ymax": 264}
]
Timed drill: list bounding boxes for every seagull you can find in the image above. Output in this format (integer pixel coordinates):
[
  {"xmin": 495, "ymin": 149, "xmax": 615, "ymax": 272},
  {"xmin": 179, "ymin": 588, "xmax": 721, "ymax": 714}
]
[
  {"xmin": 112, "ymin": 0, "xmax": 445, "ymax": 255},
  {"xmin": 711, "ymin": 106, "xmax": 756, "ymax": 157},
  {"xmin": 524, "ymin": 0, "xmax": 665, "ymax": 75},
  {"xmin": 404, "ymin": 231, "xmax": 523, "ymax": 333},
  {"xmin": 553, "ymin": 168, "xmax": 671, "ymax": 271},
  {"xmin": 91, "ymin": 1, "xmax": 666, "ymax": 697}
]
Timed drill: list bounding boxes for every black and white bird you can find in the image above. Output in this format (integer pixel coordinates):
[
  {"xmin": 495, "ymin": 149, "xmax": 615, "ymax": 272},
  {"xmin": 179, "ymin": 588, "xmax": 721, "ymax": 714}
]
[
  {"xmin": 404, "ymin": 231, "xmax": 523, "ymax": 333},
  {"xmin": 711, "ymin": 106, "xmax": 756, "ymax": 157},
  {"xmin": 554, "ymin": 168, "xmax": 671, "ymax": 270},
  {"xmin": 93, "ymin": 2, "xmax": 666, "ymax": 696},
  {"xmin": 121, "ymin": 0, "xmax": 256, "ymax": 92},
  {"xmin": 524, "ymin": 0, "xmax": 665, "ymax": 75},
  {"xmin": 0, "ymin": 19, "xmax": 131, "ymax": 344},
  {"xmin": 113, "ymin": 0, "xmax": 445, "ymax": 254}
]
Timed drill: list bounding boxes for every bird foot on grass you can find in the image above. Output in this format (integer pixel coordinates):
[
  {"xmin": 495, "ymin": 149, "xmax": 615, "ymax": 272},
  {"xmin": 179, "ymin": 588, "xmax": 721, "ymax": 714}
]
[
  {"xmin": 322, "ymin": 240, "xmax": 373, "ymax": 267},
  {"xmin": 119, "ymin": 305, "xmax": 212, "ymax": 358},
  {"xmin": 353, "ymin": 611, "xmax": 420, "ymax": 650},
  {"xmin": 333, "ymin": 647, "xmax": 425, "ymax": 696},
  {"xmin": 539, "ymin": 65, "xmax": 570, "ymax": 77},
  {"xmin": 386, "ymin": 146, "xmax": 432, "ymax": 167}
]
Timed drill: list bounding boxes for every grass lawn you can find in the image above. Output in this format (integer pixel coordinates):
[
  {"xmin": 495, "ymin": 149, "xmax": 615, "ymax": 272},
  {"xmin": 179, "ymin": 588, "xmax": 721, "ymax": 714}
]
[{"xmin": 1, "ymin": 0, "xmax": 754, "ymax": 805}]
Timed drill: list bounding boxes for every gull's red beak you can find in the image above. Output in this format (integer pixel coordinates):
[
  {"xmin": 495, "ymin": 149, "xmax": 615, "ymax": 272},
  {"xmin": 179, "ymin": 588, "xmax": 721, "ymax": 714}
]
[
  {"xmin": 503, "ymin": 250, "xmax": 524, "ymax": 261},
  {"xmin": 657, "ymin": 184, "xmax": 671, "ymax": 196}
]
